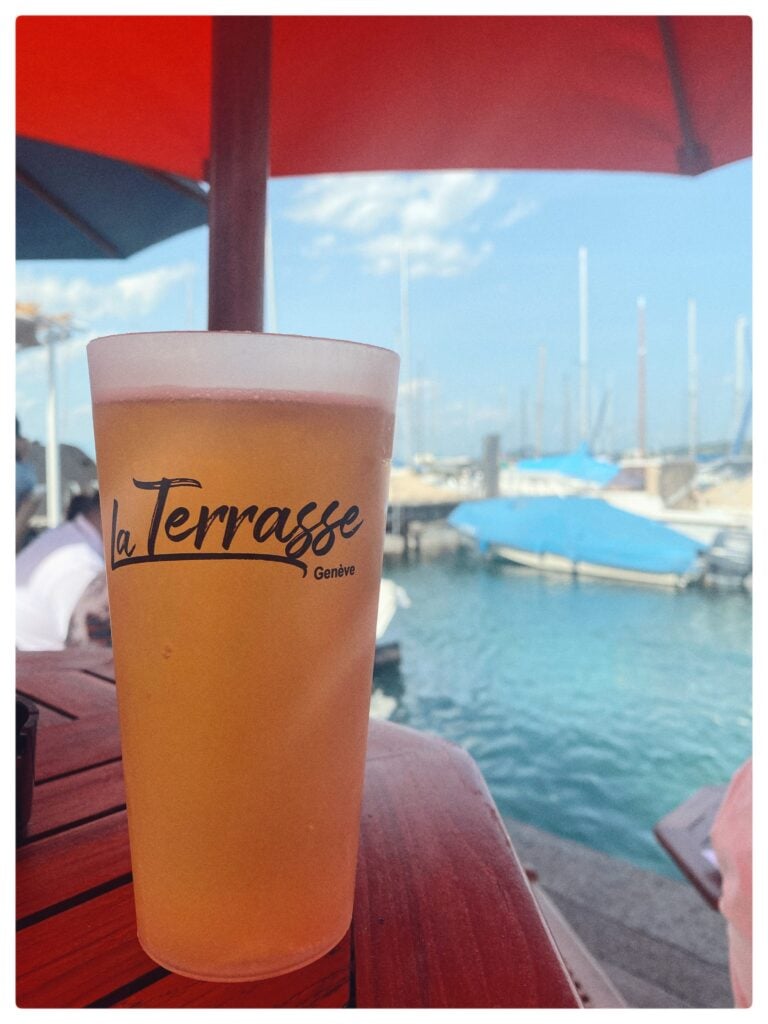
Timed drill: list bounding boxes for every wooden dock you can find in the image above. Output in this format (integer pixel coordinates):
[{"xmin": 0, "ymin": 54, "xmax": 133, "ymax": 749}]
[
  {"xmin": 386, "ymin": 502, "xmax": 460, "ymax": 559},
  {"xmin": 503, "ymin": 818, "xmax": 733, "ymax": 1008}
]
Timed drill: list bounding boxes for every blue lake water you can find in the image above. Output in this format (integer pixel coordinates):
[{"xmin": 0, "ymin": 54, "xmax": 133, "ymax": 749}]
[{"xmin": 379, "ymin": 550, "xmax": 752, "ymax": 878}]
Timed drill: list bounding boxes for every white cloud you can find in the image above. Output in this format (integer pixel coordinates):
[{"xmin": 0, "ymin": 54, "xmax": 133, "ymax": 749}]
[
  {"xmin": 362, "ymin": 232, "xmax": 493, "ymax": 279},
  {"xmin": 289, "ymin": 174, "xmax": 414, "ymax": 234},
  {"xmin": 288, "ymin": 172, "xmax": 500, "ymax": 278},
  {"xmin": 303, "ymin": 232, "xmax": 338, "ymax": 260},
  {"xmin": 401, "ymin": 174, "xmax": 498, "ymax": 233},
  {"xmin": 499, "ymin": 199, "xmax": 539, "ymax": 229},
  {"xmin": 16, "ymin": 263, "xmax": 196, "ymax": 325}
]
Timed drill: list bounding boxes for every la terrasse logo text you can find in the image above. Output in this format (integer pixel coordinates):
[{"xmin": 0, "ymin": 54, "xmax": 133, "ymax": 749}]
[{"xmin": 110, "ymin": 476, "xmax": 363, "ymax": 579}]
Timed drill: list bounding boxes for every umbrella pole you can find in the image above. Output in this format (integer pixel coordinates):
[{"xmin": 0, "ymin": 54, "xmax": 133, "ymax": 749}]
[{"xmin": 208, "ymin": 15, "xmax": 272, "ymax": 332}]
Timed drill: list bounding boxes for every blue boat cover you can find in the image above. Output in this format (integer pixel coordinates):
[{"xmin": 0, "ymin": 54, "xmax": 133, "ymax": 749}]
[
  {"xmin": 448, "ymin": 496, "xmax": 704, "ymax": 575},
  {"xmin": 515, "ymin": 443, "xmax": 619, "ymax": 485}
]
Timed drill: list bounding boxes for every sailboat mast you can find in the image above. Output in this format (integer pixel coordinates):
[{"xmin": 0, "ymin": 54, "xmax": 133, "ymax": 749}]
[
  {"xmin": 637, "ymin": 297, "xmax": 647, "ymax": 457},
  {"xmin": 562, "ymin": 373, "xmax": 571, "ymax": 452},
  {"xmin": 579, "ymin": 247, "xmax": 589, "ymax": 443},
  {"xmin": 687, "ymin": 299, "xmax": 698, "ymax": 460},
  {"xmin": 734, "ymin": 315, "xmax": 746, "ymax": 438},
  {"xmin": 605, "ymin": 375, "xmax": 614, "ymax": 457},
  {"xmin": 399, "ymin": 240, "xmax": 412, "ymax": 464},
  {"xmin": 535, "ymin": 344, "xmax": 547, "ymax": 457}
]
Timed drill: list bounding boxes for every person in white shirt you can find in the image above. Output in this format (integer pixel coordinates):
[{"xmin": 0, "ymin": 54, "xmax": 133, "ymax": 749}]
[{"xmin": 16, "ymin": 492, "xmax": 108, "ymax": 651}]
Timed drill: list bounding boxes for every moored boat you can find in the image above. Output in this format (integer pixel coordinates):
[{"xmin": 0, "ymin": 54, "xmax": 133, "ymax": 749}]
[{"xmin": 449, "ymin": 495, "xmax": 707, "ymax": 588}]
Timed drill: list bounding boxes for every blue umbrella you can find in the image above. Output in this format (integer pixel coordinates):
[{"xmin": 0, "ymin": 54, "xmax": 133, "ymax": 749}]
[
  {"xmin": 17, "ymin": 137, "xmax": 208, "ymax": 525},
  {"xmin": 16, "ymin": 136, "xmax": 208, "ymax": 260}
]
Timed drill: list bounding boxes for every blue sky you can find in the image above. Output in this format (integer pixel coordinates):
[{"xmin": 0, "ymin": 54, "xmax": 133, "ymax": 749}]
[{"xmin": 15, "ymin": 158, "xmax": 751, "ymax": 462}]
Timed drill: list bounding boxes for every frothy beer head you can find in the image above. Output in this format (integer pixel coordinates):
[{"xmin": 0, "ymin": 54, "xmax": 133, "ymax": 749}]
[{"xmin": 88, "ymin": 331, "xmax": 399, "ymax": 410}]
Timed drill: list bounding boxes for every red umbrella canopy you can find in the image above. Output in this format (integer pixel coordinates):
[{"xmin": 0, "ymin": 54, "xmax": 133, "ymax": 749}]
[
  {"xmin": 17, "ymin": 15, "xmax": 751, "ymax": 328},
  {"xmin": 18, "ymin": 15, "xmax": 751, "ymax": 178}
]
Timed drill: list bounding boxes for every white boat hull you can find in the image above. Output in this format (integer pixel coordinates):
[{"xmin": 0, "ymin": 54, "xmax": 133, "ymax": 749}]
[{"xmin": 491, "ymin": 544, "xmax": 694, "ymax": 589}]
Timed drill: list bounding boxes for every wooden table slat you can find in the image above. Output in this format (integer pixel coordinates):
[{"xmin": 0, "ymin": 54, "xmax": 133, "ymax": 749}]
[
  {"xmin": 17, "ymin": 810, "xmax": 131, "ymax": 922},
  {"xmin": 17, "ymin": 668, "xmax": 117, "ymax": 719},
  {"xmin": 30, "ymin": 703, "xmax": 72, "ymax": 730},
  {"xmin": 18, "ymin": 876, "xmax": 350, "ymax": 1009},
  {"xmin": 17, "ymin": 652, "xmax": 581, "ymax": 1009},
  {"xmin": 114, "ymin": 933, "xmax": 351, "ymax": 1008},
  {"xmin": 25, "ymin": 759, "xmax": 126, "ymax": 841},
  {"xmin": 353, "ymin": 720, "xmax": 580, "ymax": 1008},
  {"xmin": 34, "ymin": 710, "xmax": 121, "ymax": 782},
  {"xmin": 17, "ymin": 885, "xmax": 157, "ymax": 1008},
  {"xmin": 17, "ymin": 648, "xmax": 116, "ymax": 677}
]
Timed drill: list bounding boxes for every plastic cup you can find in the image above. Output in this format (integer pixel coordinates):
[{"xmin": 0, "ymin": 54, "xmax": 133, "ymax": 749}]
[{"xmin": 87, "ymin": 331, "xmax": 399, "ymax": 981}]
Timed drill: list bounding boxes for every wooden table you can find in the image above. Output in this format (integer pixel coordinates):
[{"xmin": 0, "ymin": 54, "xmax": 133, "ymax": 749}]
[{"xmin": 16, "ymin": 649, "xmax": 580, "ymax": 1009}]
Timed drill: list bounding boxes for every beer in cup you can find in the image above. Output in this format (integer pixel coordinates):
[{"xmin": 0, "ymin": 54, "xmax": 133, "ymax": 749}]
[{"xmin": 88, "ymin": 331, "xmax": 399, "ymax": 981}]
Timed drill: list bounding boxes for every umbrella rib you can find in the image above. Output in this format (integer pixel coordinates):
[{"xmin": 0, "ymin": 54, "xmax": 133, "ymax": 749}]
[
  {"xmin": 657, "ymin": 16, "xmax": 712, "ymax": 175},
  {"xmin": 17, "ymin": 166, "xmax": 123, "ymax": 257}
]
